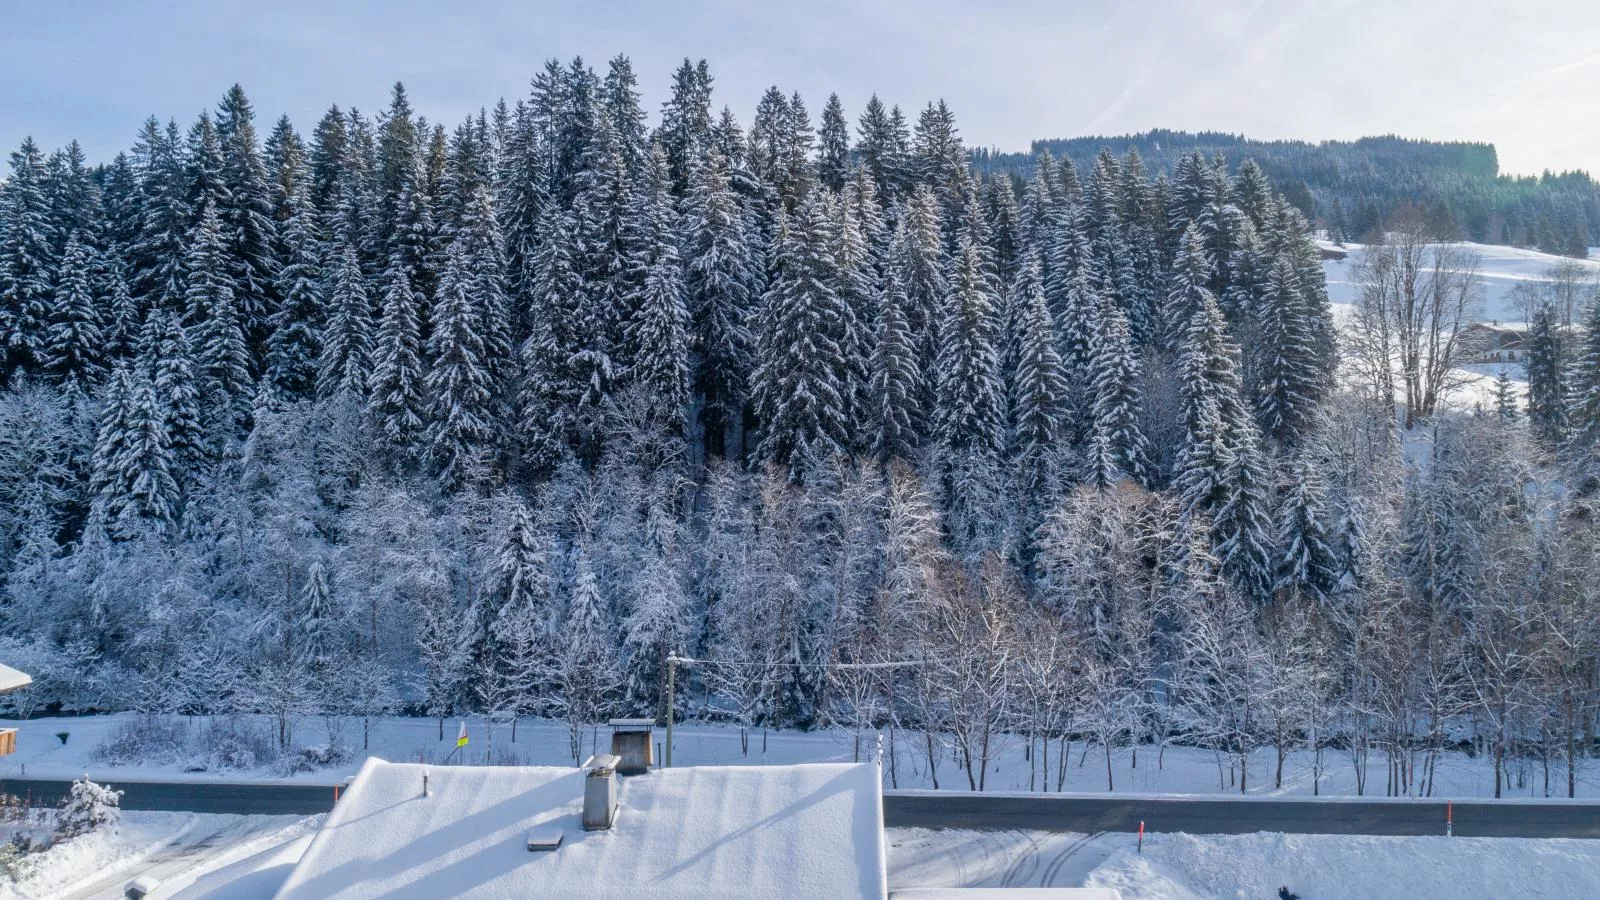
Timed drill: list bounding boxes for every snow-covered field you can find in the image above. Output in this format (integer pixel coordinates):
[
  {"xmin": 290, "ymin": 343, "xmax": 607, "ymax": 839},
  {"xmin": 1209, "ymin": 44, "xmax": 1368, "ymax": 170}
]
[
  {"xmin": 1321, "ymin": 240, "xmax": 1600, "ymax": 324},
  {"xmin": 3, "ymin": 712, "xmax": 1596, "ymax": 800},
  {"xmin": 1319, "ymin": 239, "xmax": 1600, "ymax": 414},
  {"xmin": 889, "ymin": 828, "xmax": 1600, "ymax": 898},
  {"xmin": 0, "ymin": 811, "xmax": 313, "ymax": 900}
]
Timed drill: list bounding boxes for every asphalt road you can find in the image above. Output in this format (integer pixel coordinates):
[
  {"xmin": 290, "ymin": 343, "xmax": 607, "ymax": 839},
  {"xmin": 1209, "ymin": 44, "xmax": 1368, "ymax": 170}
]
[
  {"xmin": 4, "ymin": 777, "xmax": 1597, "ymax": 838},
  {"xmin": 883, "ymin": 791, "xmax": 1600, "ymax": 838},
  {"xmin": 0, "ymin": 777, "xmax": 339, "ymax": 816}
]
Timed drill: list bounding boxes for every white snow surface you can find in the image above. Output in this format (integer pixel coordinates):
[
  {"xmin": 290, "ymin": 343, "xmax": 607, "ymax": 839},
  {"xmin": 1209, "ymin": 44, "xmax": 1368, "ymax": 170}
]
[
  {"xmin": 8, "ymin": 712, "xmax": 1600, "ymax": 801},
  {"xmin": 273, "ymin": 758, "xmax": 888, "ymax": 900},
  {"xmin": 889, "ymin": 828, "xmax": 1600, "ymax": 898},
  {"xmin": 1321, "ymin": 239, "xmax": 1600, "ymax": 324},
  {"xmin": 1081, "ymin": 831, "xmax": 1600, "ymax": 899},
  {"xmin": 0, "ymin": 812, "xmax": 309, "ymax": 900}
]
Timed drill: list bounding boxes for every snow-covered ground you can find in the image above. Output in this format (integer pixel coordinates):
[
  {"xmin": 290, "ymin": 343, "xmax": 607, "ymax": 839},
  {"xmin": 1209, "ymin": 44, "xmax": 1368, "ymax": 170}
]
[
  {"xmin": 3, "ymin": 712, "xmax": 1596, "ymax": 800},
  {"xmin": 1321, "ymin": 239, "xmax": 1600, "ymax": 324},
  {"xmin": 0, "ymin": 811, "xmax": 312, "ymax": 900},
  {"xmin": 1318, "ymin": 239, "xmax": 1600, "ymax": 414},
  {"xmin": 889, "ymin": 828, "xmax": 1600, "ymax": 898},
  {"xmin": 4, "ymin": 762, "xmax": 1592, "ymax": 897},
  {"xmin": 30, "ymin": 817, "xmax": 1600, "ymax": 899}
]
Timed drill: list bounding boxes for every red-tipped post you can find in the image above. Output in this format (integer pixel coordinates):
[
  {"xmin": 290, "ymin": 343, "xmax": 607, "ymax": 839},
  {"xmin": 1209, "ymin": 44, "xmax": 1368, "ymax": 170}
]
[
  {"xmin": 1446, "ymin": 800, "xmax": 1453, "ymax": 838},
  {"xmin": 1138, "ymin": 820, "xmax": 1145, "ymax": 853}
]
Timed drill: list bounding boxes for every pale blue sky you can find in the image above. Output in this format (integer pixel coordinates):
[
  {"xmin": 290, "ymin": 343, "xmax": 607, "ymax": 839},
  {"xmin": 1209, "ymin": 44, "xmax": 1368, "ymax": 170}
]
[{"xmin": 3, "ymin": 0, "xmax": 1597, "ymax": 175}]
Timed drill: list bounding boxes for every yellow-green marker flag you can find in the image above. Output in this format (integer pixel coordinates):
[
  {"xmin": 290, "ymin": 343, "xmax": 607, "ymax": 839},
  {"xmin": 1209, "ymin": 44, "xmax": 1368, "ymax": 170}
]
[{"xmin": 456, "ymin": 721, "xmax": 469, "ymax": 749}]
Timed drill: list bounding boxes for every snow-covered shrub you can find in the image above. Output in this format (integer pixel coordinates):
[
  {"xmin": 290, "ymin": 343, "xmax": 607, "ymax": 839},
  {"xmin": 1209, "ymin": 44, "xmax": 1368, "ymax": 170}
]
[
  {"xmin": 92, "ymin": 715, "xmax": 280, "ymax": 772},
  {"xmin": 90, "ymin": 715, "xmax": 190, "ymax": 767},
  {"xmin": 274, "ymin": 743, "xmax": 351, "ymax": 776},
  {"xmin": 0, "ymin": 834, "xmax": 34, "ymax": 883},
  {"xmin": 54, "ymin": 777, "xmax": 121, "ymax": 840},
  {"xmin": 193, "ymin": 719, "xmax": 277, "ymax": 772}
]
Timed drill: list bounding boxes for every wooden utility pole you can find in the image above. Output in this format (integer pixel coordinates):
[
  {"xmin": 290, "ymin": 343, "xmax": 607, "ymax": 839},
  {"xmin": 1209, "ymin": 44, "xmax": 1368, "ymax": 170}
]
[{"xmin": 664, "ymin": 655, "xmax": 678, "ymax": 768}]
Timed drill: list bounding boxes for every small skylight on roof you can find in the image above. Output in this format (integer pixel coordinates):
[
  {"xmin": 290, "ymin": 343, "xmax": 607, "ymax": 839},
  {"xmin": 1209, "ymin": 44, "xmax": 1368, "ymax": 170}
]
[{"xmin": 526, "ymin": 827, "xmax": 564, "ymax": 852}]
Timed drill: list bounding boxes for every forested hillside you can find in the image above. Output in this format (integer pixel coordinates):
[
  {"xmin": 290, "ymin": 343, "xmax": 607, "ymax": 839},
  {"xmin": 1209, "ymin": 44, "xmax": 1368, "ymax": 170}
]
[
  {"xmin": 0, "ymin": 56, "xmax": 1595, "ymax": 797},
  {"xmin": 974, "ymin": 131, "xmax": 1600, "ymax": 255}
]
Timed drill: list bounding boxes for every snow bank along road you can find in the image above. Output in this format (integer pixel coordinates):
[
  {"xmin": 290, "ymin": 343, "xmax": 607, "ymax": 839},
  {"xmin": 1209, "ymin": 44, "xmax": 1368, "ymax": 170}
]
[{"xmin": 4, "ymin": 777, "xmax": 1598, "ymax": 838}]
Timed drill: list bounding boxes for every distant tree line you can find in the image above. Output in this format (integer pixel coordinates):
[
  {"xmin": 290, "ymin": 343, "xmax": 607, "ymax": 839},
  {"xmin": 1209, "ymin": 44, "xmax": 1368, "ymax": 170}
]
[{"xmin": 974, "ymin": 131, "xmax": 1598, "ymax": 257}]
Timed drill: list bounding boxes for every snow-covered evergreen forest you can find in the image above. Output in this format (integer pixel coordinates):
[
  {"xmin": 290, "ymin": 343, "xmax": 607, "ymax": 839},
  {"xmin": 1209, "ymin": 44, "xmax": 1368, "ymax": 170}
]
[{"xmin": 1, "ymin": 56, "xmax": 1596, "ymax": 798}]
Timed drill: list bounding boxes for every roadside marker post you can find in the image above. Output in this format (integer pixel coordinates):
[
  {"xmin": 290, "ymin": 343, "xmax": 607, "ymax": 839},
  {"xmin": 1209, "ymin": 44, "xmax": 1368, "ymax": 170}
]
[
  {"xmin": 1138, "ymin": 820, "xmax": 1145, "ymax": 853},
  {"xmin": 1446, "ymin": 800, "xmax": 1453, "ymax": 837}
]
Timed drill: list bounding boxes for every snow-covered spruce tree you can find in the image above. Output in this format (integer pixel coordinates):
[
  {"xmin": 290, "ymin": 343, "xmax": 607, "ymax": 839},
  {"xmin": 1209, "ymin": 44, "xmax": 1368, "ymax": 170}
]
[
  {"xmin": 817, "ymin": 93, "xmax": 850, "ymax": 193},
  {"xmin": 55, "ymin": 776, "xmax": 122, "ymax": 840},
  {"xmin": 983, "ymin": 173, "xmax": 1023, "ymax": 286},
  {"xmin": 368, "ymin": 251, "xmax": 427, "ymax": 459},
  {"xmin": 934, "ymin": 234, "xmax": 1006, "ymax": 550},
  {"xmin": 1, "ymin": 138, "xmax": 57, "ymax": 382},
  {"xmin": 1085, "ymin": 298, "xmax": 1151, "ymax": 488},
  {"xmin": 1008, "ymin": 252, "xmax": 1067, "ymax": 490},
  {"xmin": 100, "ymin": 259, "xmax": 142, "ymax": 364},
  {"xmin": 855, "ymin": 94, "xmax": 911, "ymax": 206},
  {"xmin": 1273, "ymin": 453, "xmax": 1340, "ymax": 605},
  {"xmin": 623, "ymin": 147, "xmax": 692, "ymax": 435},
  {"xmin": 1524, "ymin": 304, "xmax": 1566, "ymax": 450},
  {"xmin": 142, "ymin": 307, "xmax": 206, "ymax": 479},
  {"xmin": 1043, "ymin": 199, "xmax": 1092, "ymax": 322},
  {"xmin": 44, "ymin": 141, "xmax": 98, "ymax": 259},
  {"xmin": 216, "ymin": 84, "xmax": 281, "ymax": 354},
  {"xmin": 831, "ymin": 183, "xmax": 876, "ymax": 448},
  {"xmin": 899, "ymin": 187, "xmax": 947, "ymax": 407},
  {"xmin": 933, "ymin": 234, "xmax": 1004, "ymax": 457},
  {"xmin": 574, "ymin": 108, "xmax": 634, "ymax": 347},
  {"xmin": 425, "ymin": 235, "xmax": 497, "ymax": 490},
  {"xmin": 682, "ymin": 148, "xmax": 757, "ymax": 459},
  {"xmin": 1562, "ymin": 296, "xmax": 1600, "ymax": 491},
  {"xmin": 656, "ymin": 58, "xmax": 714, "ymax": 196},
  {"xmin": 185, "ymin": 200, "xmax": 254, "ymax": 441},
  {"xmin": 264, "ymin": 192, "xmax": 323, "ymax": 401},
  {"xmin": 43, "ymin": 233, "xmax": 105, "ymax": 390},
  {"xmin": 1493, "ymin": 370, "xmax": 1518, "ymax": 422},
  {"xmin": 515, "ymin": 206, "xmax": 587, "ymax": 474},
  {"xmin": 1176, "ymin": 290, "xmax": 1273, "ymax": 603},
  {"xmin": 93, "ymin": 367, "xmax": 180, "ymax": 538},
  {"xmin": 87, "ymin": 363, "xmax": 136, "ymax": 509},
  {"xmin": 129, "ymin": 118, "xmax": 190, "ymax": 311},
  {"xmin": 315, "ymin": 234, "xmax": 372, "ymax": 402},
  {"xmin": 869, "ymin": 249, "xmax": 925, "ymax": 461},
  {"xmin": 1255, "ymin": 253, "xmax": 1328, "ymax": 449},
  {"xmin": 752, "ymin": 195, "xmax": 850, "ymax": 478},
  {"xmin": 459, "ymin": 184, "xmax": 514, "ymax": 390},
  {"xmin": 1164, "ymin": 223, "xmax": 1215, "ymax": 351},
  {"xmin": 492, "ymin": 501, "xmax": 555, "ymax": 640}
]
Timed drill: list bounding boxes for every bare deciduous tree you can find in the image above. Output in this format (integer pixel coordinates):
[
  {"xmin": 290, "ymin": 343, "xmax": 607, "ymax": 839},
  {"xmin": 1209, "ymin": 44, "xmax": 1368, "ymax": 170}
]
[{"xmin": 1348, "ymin": 216, "xmax": 1484, "ymax": 428}]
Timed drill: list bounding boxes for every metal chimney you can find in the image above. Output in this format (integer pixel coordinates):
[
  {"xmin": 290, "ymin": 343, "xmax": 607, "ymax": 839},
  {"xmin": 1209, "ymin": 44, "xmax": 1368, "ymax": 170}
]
[{"xmin": 581, "ymin": 754, "xmax": 621, "ymax": 831}]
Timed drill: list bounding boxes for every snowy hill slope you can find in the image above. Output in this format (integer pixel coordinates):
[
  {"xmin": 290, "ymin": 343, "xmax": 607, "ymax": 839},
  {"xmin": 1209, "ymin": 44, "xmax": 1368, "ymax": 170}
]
[{"xmin": 1321, "ymin": 240, "xmax": 1600, "ymax": 324}]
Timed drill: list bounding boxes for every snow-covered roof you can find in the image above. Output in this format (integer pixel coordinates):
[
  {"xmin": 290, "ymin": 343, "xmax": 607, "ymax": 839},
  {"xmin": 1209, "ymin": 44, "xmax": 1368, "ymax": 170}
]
[
  {"xmin": 274, "ymin": 758, "xmax": 888, "ymax": 900},
  {"xmin": 0, "ymin": 663, "xmax": 31, "ymax": 694}
]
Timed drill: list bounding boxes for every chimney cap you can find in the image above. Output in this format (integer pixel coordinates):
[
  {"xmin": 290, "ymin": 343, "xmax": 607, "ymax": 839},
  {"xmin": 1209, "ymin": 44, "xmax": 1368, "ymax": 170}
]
[{"xmin": 584, "ymin": 754, "xmax": 621, "ymax": 775}]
